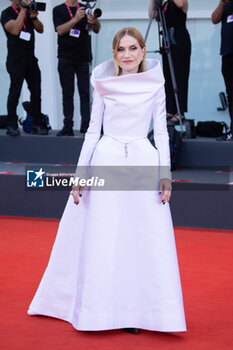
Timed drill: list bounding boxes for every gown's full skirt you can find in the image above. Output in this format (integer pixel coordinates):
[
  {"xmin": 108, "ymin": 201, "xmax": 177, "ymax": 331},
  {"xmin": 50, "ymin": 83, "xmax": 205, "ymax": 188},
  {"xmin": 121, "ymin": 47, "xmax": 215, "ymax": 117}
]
[{"xmin": 28, "ymin": 136, "xmax": 187, "ymax": 332}]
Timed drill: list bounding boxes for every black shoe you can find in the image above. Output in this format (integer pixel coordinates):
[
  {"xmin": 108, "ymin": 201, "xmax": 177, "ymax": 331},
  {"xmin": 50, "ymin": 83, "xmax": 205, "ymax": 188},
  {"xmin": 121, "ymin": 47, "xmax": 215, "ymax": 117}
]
[
  {"xmin": 6, "ymin": 127, "xmax": 20, "ymax": 136},
  {"xmin": 30, "ymin": 125, "xmax": 48, "ymax": 135},
  {"xmin": 57, "ymin": 126, "xmax": 74, "ymax": 136},
  {"xmin": 216, "ymin": 133, "xmax": 233, "ymax": 141},
  {"xmin": 123, "ymin": 328, "xmax": 139, "ymax": 335}
]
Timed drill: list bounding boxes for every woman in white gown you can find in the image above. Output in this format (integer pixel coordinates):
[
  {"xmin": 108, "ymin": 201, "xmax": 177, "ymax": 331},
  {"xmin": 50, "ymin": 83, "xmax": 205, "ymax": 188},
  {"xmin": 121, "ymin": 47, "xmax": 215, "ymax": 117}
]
[{"xmin": 28, "ymin": 27, "xmax": 187, "ymax": 334}]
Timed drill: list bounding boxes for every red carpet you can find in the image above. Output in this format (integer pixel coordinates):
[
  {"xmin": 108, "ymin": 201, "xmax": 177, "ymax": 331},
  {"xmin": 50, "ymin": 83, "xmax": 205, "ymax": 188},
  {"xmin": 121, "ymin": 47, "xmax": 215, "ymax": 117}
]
[{"xmin": 0, "ymin": 216, "xmax": 233, "ymax": 350}]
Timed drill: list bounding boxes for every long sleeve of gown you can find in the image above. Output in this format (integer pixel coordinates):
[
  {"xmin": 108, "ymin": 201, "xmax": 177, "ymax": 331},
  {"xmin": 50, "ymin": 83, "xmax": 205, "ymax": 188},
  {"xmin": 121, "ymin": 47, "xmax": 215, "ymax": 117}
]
[
  {"xmin": 74, "ymin": 89, "xmax": 105, "ymax": 179},
  {"xmin": 152, "ymin": 85, "xmax": 172, "ymax": 180}
]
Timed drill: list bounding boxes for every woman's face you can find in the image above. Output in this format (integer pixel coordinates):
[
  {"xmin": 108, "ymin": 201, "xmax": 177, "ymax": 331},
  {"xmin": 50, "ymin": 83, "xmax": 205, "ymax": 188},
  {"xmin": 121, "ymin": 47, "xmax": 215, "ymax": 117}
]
[{"xmin": 113, "ymin": 35, "xmax": 145, "ymax": 75}]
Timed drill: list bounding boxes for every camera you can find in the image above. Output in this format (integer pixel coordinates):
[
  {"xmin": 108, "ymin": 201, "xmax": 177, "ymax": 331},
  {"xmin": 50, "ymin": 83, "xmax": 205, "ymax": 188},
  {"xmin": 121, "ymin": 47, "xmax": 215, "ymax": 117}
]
[
  {"xmin": 82, "ymin": 0, "xmax": 102, "ymax": 18},
  {"xmin": 20, "ymin": 0, "xmax": 46, "ymax": 12}
]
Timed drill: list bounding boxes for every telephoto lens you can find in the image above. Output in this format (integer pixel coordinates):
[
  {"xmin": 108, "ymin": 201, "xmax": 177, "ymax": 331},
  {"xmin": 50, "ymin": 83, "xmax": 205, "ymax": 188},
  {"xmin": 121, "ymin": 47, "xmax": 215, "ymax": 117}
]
[{"xmin": 85, "ymin": 8, "xmax": 102, "ymax": 18}]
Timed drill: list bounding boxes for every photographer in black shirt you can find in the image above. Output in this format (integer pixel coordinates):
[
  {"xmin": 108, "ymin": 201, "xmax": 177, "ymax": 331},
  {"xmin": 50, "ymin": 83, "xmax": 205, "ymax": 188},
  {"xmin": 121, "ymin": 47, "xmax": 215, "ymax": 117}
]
[
  {"xmin": 53, "ymin": 0, "xmax": 101, "ymax": 136},
  {"xmin": 1, "ymin": 0, "xmax": 48, "ymax": 136},
  {"xmin": 148, "ymin": 0, "xmax": 191, "ymax": 124},
  {"xmin": 212, "ymin": 0, "xmax": 233, "ymax": 141}
]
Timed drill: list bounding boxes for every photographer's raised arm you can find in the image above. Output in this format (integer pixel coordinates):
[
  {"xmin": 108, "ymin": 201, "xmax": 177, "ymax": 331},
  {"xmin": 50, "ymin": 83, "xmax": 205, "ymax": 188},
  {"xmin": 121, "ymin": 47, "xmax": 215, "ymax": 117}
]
[
  {"xmin": 56, "ymin": 7, "xmax": 85, "ymax": 36},
  {"xmin": 87, "ymin": 15, "xmax": 101, "ymax": 34},
  {"xmin": 4, "ymin": 6, "xmax": 27, "ymax": 36},
  {"xmin": 211, "ymin": 0, "xmax": 229, "ymax": 24},
  {"xmin": 148, "ymin": 0, "xmax": 158, "ymax": 18},
  {"xmin": 172, "ymin": 0, "xmax": 188, "ymax": 12},
  {"xmin": 30, "ymin": 11, "xmax": 43, "ymax": 33}
]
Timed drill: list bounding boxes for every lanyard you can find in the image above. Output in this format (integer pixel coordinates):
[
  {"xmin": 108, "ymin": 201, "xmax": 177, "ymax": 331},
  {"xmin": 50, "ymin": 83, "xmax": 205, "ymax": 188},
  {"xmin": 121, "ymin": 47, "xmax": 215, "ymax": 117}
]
[
  {"xmin": 65, "ymin": 1, "xmax": 80, "ymax": 19},
  {"xmin": 163, "ymin": 3, "xmax": 169, "ymax": 13},
  {"xmin": 11, "ymin": 4, "xmax": 27, "ymax": 31}
]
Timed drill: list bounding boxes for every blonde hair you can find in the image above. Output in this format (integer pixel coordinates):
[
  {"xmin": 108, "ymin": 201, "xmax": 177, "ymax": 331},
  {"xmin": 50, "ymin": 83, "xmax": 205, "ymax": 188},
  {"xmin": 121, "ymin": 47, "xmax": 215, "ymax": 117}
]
[{"xmin": 112, "ymin": 27, "xmax": 146, "ymax": 76}]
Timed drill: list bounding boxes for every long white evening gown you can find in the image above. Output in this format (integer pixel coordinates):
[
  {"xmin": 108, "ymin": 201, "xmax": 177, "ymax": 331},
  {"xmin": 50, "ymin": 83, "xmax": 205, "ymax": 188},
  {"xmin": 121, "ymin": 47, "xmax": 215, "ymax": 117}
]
[{"xmin": 28, "ymin": 59, "xmax": 187, "ymax": 332}]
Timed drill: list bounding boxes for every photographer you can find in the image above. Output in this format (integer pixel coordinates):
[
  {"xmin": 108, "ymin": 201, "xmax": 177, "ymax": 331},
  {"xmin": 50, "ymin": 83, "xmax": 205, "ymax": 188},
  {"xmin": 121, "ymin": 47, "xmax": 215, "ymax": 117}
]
[
  {"xmin": 149, "ymin": 0, "xmax": 191, "ymax": 124},
  {"xmin": 212, "ymin": 0, "xmax": 233, "ymax": 141},
  {"xmin": 53, "ymin": 0, "xmax": 101, "ymax": 136},
  {"xmin": 0, "ymin": 0, "xmax": 48, "ymax": 136}
]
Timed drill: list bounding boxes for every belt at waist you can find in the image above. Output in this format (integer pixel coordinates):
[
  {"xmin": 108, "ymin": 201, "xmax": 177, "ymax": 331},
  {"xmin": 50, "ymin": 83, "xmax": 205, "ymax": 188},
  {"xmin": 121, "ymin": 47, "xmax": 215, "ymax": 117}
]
[{"xmin": 103, "ymin": 135, "xmax": 147, "ymax": 158}]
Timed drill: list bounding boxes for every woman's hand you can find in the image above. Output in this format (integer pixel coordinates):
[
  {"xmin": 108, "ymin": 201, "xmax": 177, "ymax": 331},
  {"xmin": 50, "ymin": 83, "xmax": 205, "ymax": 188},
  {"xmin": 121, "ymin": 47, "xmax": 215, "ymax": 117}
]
[
  {"xmin": 159, "ymin": 178, "xmax": 172, "ymax": 204},
  {"xmin": 71, "ymin": 186, "xmax": 83, "ymax": 205}
]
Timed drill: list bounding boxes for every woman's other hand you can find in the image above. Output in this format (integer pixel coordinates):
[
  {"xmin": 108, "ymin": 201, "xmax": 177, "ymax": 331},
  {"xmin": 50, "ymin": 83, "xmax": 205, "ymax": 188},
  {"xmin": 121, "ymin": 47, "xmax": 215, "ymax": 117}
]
[
  {"xmin": 159, "ymin": 178, "xmax": 172, "ymax": 204},
  {"xmin": 71, "ymin": 186, "xmax": 83, "ymax": 205}
]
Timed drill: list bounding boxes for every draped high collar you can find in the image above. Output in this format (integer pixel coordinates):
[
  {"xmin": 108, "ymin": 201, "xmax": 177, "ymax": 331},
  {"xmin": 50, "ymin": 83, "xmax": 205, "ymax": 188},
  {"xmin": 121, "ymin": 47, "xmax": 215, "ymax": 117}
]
[{"xmin": 91, "ymin": 59, "xmax": 165, "ymax": 95}]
